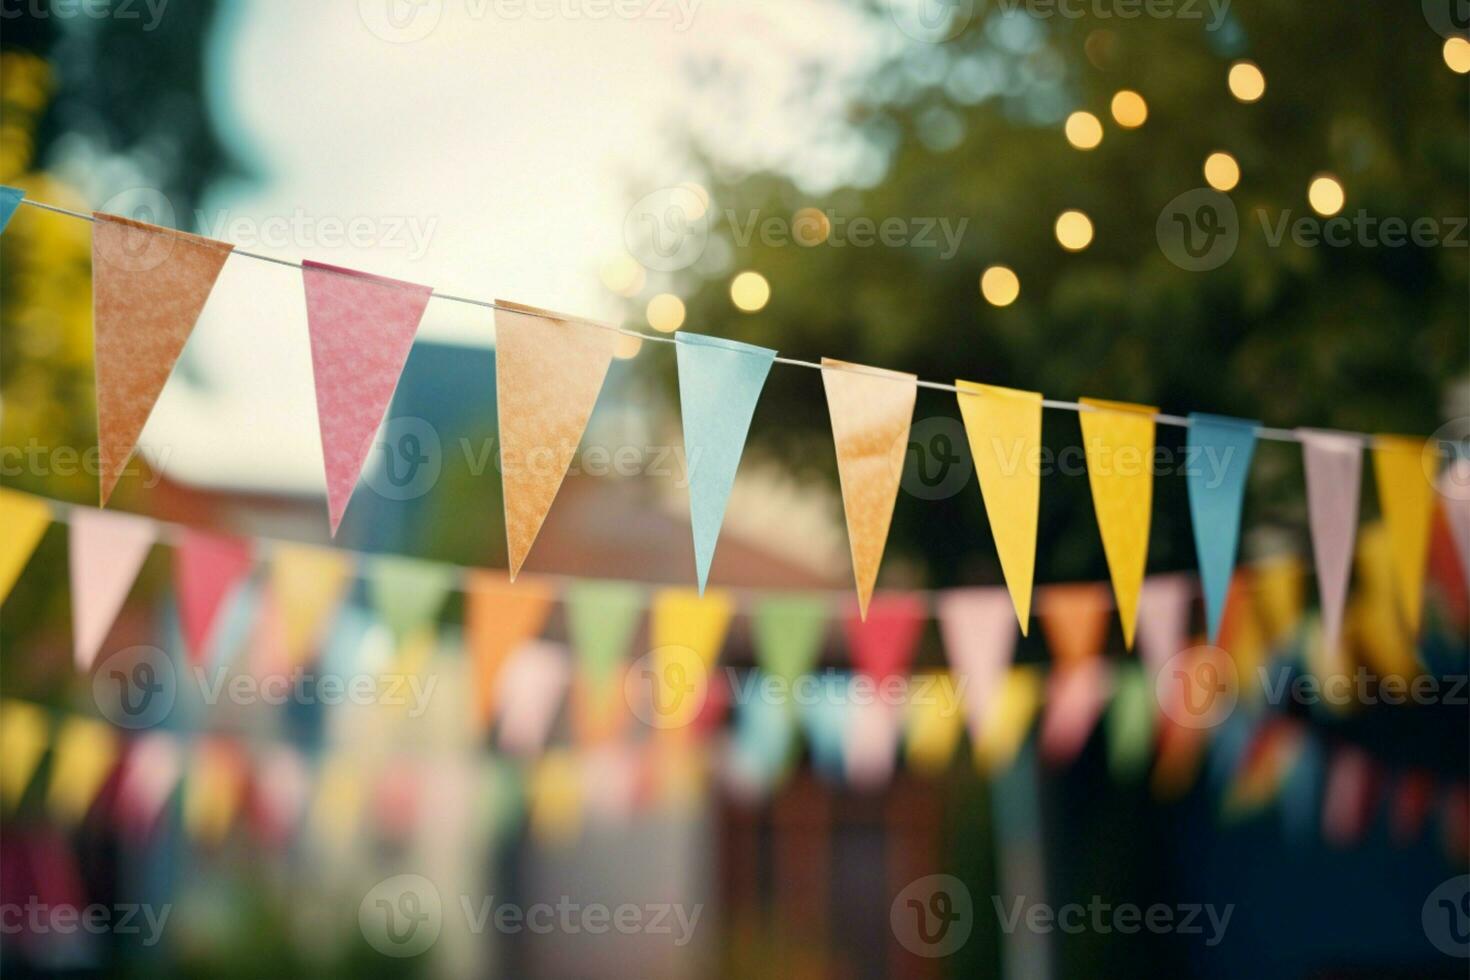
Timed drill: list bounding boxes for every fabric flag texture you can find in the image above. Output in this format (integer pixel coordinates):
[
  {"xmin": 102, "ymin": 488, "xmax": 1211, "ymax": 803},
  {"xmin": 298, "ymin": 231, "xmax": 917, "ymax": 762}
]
[
  {"xmin": 1298, "ymin": 429, "xmax": 1362, "ymax": 669},
  {"xmin": 495, "ymin": 301, "xmax": 618, "ymax": 579},
  {"xmin": 821, "ymin": 358, "xmax": 916, "ymax": 618},
  {"xmin": 956, "ymin": 381, "xmax": 1042, "ymax": 633},
  {"xmin": 1079, "ymin": 397, "xmax": 1156, "ymax": 649},
  {"xmin": 69, "ymin": 509, "xmax": 156, "ymax": 670},
  {"xmin": 0, "ymin": 489, "xmax": 52, "ymax": 602},
  {"xmin": 300, "ymin": 260, "xmax": 432, "ymax": 533},
  {"xmin": 92, "ymin": 214, "xmax": 235, "ymax": 504},
  {"xmin": 1371, "ymin": 435, "xmax": 1437, "ymax": 633},
  {"xmin": 674, "ymin": 332, "xmax": 776, "ymax": 593},
  {"xmin": 1186, "ymin": 413, "xmax": 1258, "ymax": 642},
  {"xmin": 175, "ymin": 529, "xmax": 254, "ymax": 665},
  {"xmin": 0, "ymin": 185, "xmax": 24, "ymax": 233}
]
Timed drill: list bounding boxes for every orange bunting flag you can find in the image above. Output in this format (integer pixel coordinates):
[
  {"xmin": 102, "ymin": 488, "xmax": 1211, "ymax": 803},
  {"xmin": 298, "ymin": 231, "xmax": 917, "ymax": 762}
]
[
  {"xmin": 467, "ymin": 572, "xmax": 554, "ymax": 727},
  {"xmin": 495, "ymin": 302, "xmax": 618, "ymax": 579},
  {"xmin": 821, "ymin": 358, "xmax": 916, "ymax": 619},
  {"xmin": 92, "ymin": 214, "xmax": 234, "ymax": 504},
  {"xmin": 955, "ymin": 381, "xmax": 1042, "ymax": 633},
  {"xmin": 1079, "ymin": 398, "xmax": 1157, "ymax": 649},
  {"xmin": 1038, "ymin": 583, "xmax": 1113, "ymax": 764},
  {"xmin": 1371, "ymin": 436, "xmax": 1437, "ymax": 634}
]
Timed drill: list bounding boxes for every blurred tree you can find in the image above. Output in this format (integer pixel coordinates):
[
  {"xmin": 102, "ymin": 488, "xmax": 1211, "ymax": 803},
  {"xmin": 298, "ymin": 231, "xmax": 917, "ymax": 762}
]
[{"xmin": 651, "ymin": 1, "xmax": 1469, "ymax": 593}]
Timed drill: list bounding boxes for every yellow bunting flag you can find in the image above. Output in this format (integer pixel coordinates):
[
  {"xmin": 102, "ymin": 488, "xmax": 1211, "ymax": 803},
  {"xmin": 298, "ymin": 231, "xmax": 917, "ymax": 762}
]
[
  {"xmin": 46, "ymin": 717, "xmax": 117, "ymax": 824},
  {"xmin": 955, "ymin": 381, "xmax": 1042, "ymax": 633},
  {"xmin": 1254, "ymin": 556, "xmax": 1304, "ymax": 647},
  {"xmin": 1350, "ymin": 522, "xmax": 1420, "ymax": 680},
  {"xmin": 269, "ymin": 543, "xmax": 352, "ymax": 665},
  {"xmin": 1079, "ymin": 397, "xmax": 1157, "ymax": 648},
  {"xmin": 820, "ymin": 358, "xmax": 917, "ymax": 618},
  {"xmin": 905, "ymin": 672, "xmax": 965, "ymax": 775},
  {"xmin": 530, "ymin": 749, "xmax": 584, "ymax": 846},
  {"xmin": 309, "ymin": 754, "xmax": 364, "ymax": 852},
  {"xmin": 1, "ymin": 701, "xmax": 50, "ymax": 810},
  {"xmin": 467, "ymin": 572, "xmax": 554, "ymax": 727},
  {"xmin": 647, "ymin": 588, "xmax": 734, "ymax": 731},
  {"xmin": 974, "ymin": 666, "xmax": 1043, "ymax": 775},
  {"xmin": 1372, "ymin": 436, "xmax": 1437, "ymax": 633},
  {"xmin": 495, "ymin": 301, "xmax": 618, "ymax": 580},
  {"xmin": 184, "ymin": 739, "xmax": 248, "ymax": 845},
  {"xmin": 0, "ymin": 489, "xmax": 51, "ymax": 602}
]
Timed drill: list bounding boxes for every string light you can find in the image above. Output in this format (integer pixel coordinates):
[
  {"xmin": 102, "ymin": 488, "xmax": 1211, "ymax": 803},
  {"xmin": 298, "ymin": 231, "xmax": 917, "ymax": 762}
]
[
  {"xmin": 980, "ymin": 265, "xmax": 1020, "ymax": 307},
  {"xmin": 1228, "ymin": 61, "xmax": 1266, "ymax": 103},
  {"xmin": 1203, "ymin": 152, "xmax": 1240, "ymax": 192},
  {"xmin": 1444, "ymin": 37, "xmax": 1470, "ymax": 74},
  {"xmin": 730, "ymin": 271, "xmax": 770, "ymax": 312},
  {"xmin": 1054, "ymin": 210, "xmax": 1093, "ymax": 251},
  {"xmin": 1064, "ymin": 111, "xmax": 1104, "ymax": 150},
  {"xmin": 1110, "ymin": 90, "xmax": 1148, "ymax": 128},
  {"xmin": 646, "ymin": 293, "xmax": 685, "ymax": 333},
  {"xmin": 1307, "ymin": 174, "xmax": 1345, "ymax": 216}
]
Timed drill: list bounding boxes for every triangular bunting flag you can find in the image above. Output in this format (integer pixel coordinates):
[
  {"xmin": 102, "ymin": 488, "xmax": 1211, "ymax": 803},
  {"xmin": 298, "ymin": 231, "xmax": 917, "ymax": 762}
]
[
  {"xmin": 467, "ymin": 573, "xmax": 554, "ymax": 726},
  {"xmin": 46, "ymin": 716, "xmax": 118, "ymax": 824},
  {"xmin": 69, "ymin": 509, "xmax": 156, "ymax": 670},
  {"xmin": 845, "ymin": 697, "xmax": 903, "ymax": 789},
  {"xmin": 367, "ymin": 555, "xmax": 455, "ymax": 639},
  {"xmin": 0, "ymin": 185, "xmax": 24, "ymax": 233},
  {"xmin": 937, "ymin": 587, "xmax": 1018, "ymax": 744},
  {"xmin": 674, "ymin": 332, "xmax": 776, "ymax": 593},
  {"xmin": 905, "ymin": 672, "xmax": 965, "ymax": 776},
  {"xmin": 798, "ymin": 673, "xmax": 853, "ymax": 781},
  {"xmin": 565, "ymin": 580, "xmax": 644, "ymax": 696},
  {"xmin": 1186, "ymin": 413, "xmax": 1258, "ymax": 643},
  {"xmin": 495, "ymin": 301, "xmax": 618, "ymax": 579},
  {"xmin": 1372, "ymin": 435, "xmax": 1437, "ymax": 634},
  {"xmin": 184, "ymin": 738, "xmax": 248, "ymax": 845},
  {"xmin": 974, "ymin": 666, "xmax": 1043, "ymax": 775},
  {"xmin": 956, "ymin": 381, "xmax": 1042, "ymax": 633},
  {"xmin": 176, "ymin": 529, "xmax": 254, "ymax": 665},
  {"xmin": 496, "ymin": 640, "xmax": 571, "ymax": 756},
  {"xmin": 0, "ymin": 489, "xmax": 52, "ymax": 602},
  {"xmin": 1079, "ymin": 397, "xmax": 1157, "ymax": 649},
  {"xmin": 300, "ymin": 260, "xmax": 432, "ymax": 533},
  {"xmin": 1254, "ymin": 556, "xmax": 1305, "ymax": 647},
  {"xmin": 269, "ymin": 543, "xmax": 352, "ymax": 665},
  {"xmin": 821, "ymin": 358, "xmax": 916, "ymax": 619},
  {"xmin": 844, "ymin": 591, "xmax": 926, "ymax": 680},
  {"xmin": 652, "ymin": 587, "xmax": 735, "ymax": 668},
  {"xmin": 1298, "ymin": 429, "xmax": 1362, "ymax": 669},
  {"xmin": 752, "ymin": 594, "xmax": 830, "ymax": 681},
  {"xmin": 114, "ymin": 732, "xmax": 182, "ymax": 841},
  {"xmin": 92, "ymin": 213, "xmax": 234, "ymax": 504},
  {"xmin": 1038, "ymin": 582, "xmax": 1113, "ymax": 667},
  {"xmin": 1038, "ymin": 583, "xmax": 1113, "ymax": 764},
  {"xmin": 1135, "ymin": 573, "xmax": 1192, "ymax": 677},
  {"xmin": 1106, "ymin": 664, "xmax": 1155, "ymax": 780},
  {"xmin": 0, "ymin": 700, "xmax": 50, "ymax": 810}
]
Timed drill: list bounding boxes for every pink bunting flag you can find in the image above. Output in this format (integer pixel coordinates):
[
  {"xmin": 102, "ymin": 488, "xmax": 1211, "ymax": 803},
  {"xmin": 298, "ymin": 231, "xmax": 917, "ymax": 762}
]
[
  {"xmin": 114, "ymin": 732, "xmax": 181, "ymax": 841},
  {"xmin": 496, "ymin": 640, "xmax": 571, "ymax": 757},
  {"xmin": 843, "ymin": 592, "xmax": 927, "ymax": 680},
  {"xmin": 845, "ymin": 698, "xmax": 902, "ymax": 789},
  {"xmin": 1040, "ymin": 658, "xmax": 1112, "ymax": 764},
  {"xmin": 301, "ymin": 261, "xmax": 433, "ymax": 534},
  {"xmin": 1298, "ymin": 430, "xmax": 1362, "ymax": 671},
  {"xmin": 1321, "ymin": 747, "xmax": 1377, "ymax": 846},
  {"xmin": 176, "ymin": 529, "xmax": 254, "ymax": 665},
  {"xmin": 1135, "ymin": 573, "xmax": 1194, "ymax": 677},
  {"xmin": 69, "ymin": 509, "xmax": 156, "ymax": 670},
  {"xmin": 249, "ymin": 747, "xmax": 311, "ymax": 849},
  {"xmin": 937, "ymin": 588, "xmax": 1018, "ymax": 744}
]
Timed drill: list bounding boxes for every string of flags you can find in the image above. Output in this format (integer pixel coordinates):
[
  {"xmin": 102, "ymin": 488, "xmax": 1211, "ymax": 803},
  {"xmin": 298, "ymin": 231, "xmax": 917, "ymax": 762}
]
[{"xmin": 0, "ymin": 191, "xmax": 1463, "ymax": 648}]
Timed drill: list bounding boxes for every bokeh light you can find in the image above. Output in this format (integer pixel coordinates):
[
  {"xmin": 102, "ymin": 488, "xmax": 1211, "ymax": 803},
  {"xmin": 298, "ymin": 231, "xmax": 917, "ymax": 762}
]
[
  {"xmin": 1064, "ymin": 111, "xmax": 1103, "ymax": 150},
  {"xmin": 646, "ymin": 293, "xmax": 686, "ymax": 333},
  {"xmin": 1228, "ymin": 61, "xmax": 1266, "ymax": 102},
  {"xmin": 1307, "ymin": 174, "xmax": 1345, "ymax": 216},
  {"xmin": 1444, "ymin": 37, "xmax": 1470, "ymax": 74},
  {"xmin": 600, "ymin": 253, "xmax": 645, "ymax": 296},
  {"xmin": 677, "ymin": 181, "xmax": 711, "ymax": 220},
  {"xmin": 980, "ymin": 266, "xmax": 1020, "ymax": 307},
  {"xmin": 792, "ymin": 207, "xmax": 831, "ymax": 246},
  {"xmin": 1203, "ymin": 152, "xmax": 1240, "ymax": 191},
  {"xmin": 612, "ymin": 332, "xmax": 643, "ymax": 360},
  {"xmin": 1110, "ymin": 90, "xmax": 1148, "ymax": 128},
  {"xmin": 1054, "ymin": 210, "xmax": 1094, "ymax": 251},
  {"xmin": 730, "ymin": 271, "xmax": 770, "ymax": 312}
]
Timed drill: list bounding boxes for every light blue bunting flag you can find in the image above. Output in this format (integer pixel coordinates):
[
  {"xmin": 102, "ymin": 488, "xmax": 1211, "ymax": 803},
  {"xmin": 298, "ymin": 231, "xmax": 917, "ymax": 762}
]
[
  {"xmin": 1186, "ymin": 413, "xmax": 1258, "ymax": 642},
  {"xmin": 674, "ymin": 331, "xmax": 776, "ymax": 593},
  {"xmin": 0, "ymin": 186, "xmax": 24, "ymax": 234},
  {"xmin": 798, "ymin": 672, "xmax": 852, "ymax": 781}
]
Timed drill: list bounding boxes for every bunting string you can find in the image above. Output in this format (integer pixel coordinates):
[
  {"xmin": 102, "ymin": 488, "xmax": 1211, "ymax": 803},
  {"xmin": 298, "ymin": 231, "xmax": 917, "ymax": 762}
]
[{"xmin": 12, "ymin": 197, "xmax": 1455, "ymax": 454}]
